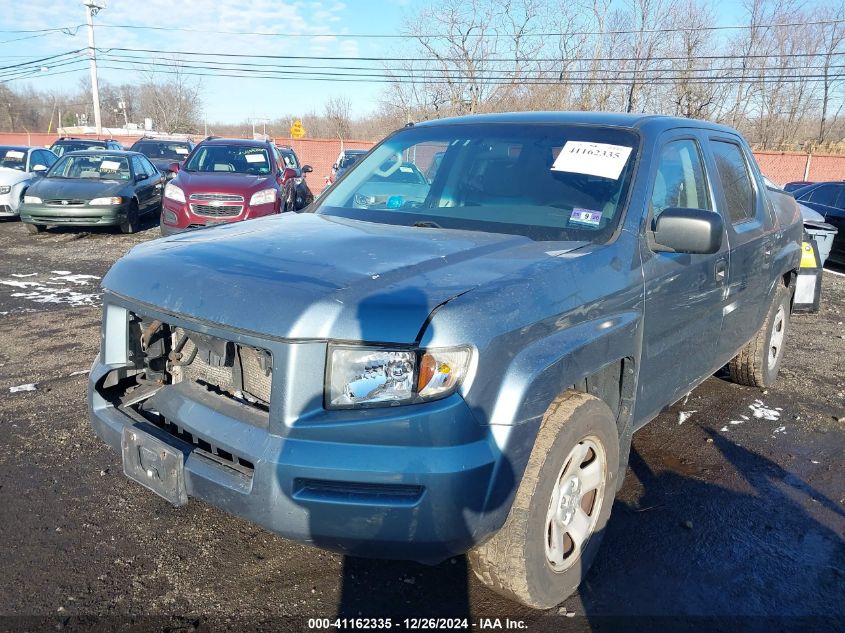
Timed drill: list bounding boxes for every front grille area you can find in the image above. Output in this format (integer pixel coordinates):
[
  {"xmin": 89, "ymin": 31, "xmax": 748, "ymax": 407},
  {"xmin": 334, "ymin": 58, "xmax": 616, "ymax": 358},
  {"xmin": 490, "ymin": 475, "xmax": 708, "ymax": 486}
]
[
  {"xmin": 45, "ymin": 199, "xmax": 86, "ymax": 206},
  {"xmin": 190, "ymin": 193, "xmax": 244, "ymax": 202},
  {"xmin": 148, "ymin": 415, "xmax": 255, "ymax": 474},
  {"xmin": 190, "ymin": 203, "xmax": 242, "ymax": 217}
]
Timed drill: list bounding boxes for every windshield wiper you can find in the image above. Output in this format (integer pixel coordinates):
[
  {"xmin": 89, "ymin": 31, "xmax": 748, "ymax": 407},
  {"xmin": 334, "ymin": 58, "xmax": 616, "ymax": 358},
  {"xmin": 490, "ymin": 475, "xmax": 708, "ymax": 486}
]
[{"xmin": 413, "ymin": 221, "xmax": 441, "ymax": 229}]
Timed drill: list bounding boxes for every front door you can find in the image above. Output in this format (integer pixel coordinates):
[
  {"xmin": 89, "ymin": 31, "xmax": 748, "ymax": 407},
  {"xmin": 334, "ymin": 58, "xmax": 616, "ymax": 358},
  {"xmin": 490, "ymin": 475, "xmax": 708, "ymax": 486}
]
[{"xmin": 636, "ymin": 132, "xmax": 729, "ymax": 421}]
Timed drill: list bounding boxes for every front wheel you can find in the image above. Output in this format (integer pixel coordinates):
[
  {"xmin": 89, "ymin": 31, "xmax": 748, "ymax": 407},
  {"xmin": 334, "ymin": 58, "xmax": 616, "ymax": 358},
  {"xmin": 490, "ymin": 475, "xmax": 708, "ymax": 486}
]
[
  {"xmin": 469, "ymin": 391, "xmax": 620, "ymax": 609},
  {"xmin": 728, "ymin": 285, "xmax": 791, "ymax": 387},
  {"xmin": 120, "ymin": 202, "xmax": 140, "ymax": 234}
]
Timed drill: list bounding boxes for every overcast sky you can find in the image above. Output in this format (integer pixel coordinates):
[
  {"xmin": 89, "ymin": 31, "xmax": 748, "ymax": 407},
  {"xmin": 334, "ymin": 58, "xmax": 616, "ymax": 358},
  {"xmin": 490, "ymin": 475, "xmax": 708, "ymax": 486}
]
[{"xmin": 1, "ymin": 0, "xmax": 413, "ymax": 122}]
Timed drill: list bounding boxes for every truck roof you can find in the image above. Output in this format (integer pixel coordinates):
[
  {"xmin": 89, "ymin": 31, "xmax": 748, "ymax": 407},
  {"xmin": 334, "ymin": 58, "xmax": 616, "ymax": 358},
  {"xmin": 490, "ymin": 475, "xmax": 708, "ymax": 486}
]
[{"xmin": 413, "ymin": 111, "xmax": 740, "ymax": 135}]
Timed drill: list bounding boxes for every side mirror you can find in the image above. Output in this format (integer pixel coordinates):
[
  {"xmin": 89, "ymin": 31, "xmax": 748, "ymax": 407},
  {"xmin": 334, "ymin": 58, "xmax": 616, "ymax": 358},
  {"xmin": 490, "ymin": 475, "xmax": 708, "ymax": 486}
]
[
  {"xmin": 282, "ymin": 167, "xmax": 297, "ymax": 182},
  {"xmin": 652, "ymin": 207, "xmax": 723, "ymax": 254},
  {"xmin": 168, "ymin": 162, "xmax": 181, "ymax": 174},
  {"xmin": 32, "ymin": 164, "xmax": 48, "ymax": 172},
  {"xmin": 135, "ymin": 172, "xmax": 149, "ymax": 182},
  {"xmin": 302, "ymin": 165, "xmax": 313, "ymax": 174}
]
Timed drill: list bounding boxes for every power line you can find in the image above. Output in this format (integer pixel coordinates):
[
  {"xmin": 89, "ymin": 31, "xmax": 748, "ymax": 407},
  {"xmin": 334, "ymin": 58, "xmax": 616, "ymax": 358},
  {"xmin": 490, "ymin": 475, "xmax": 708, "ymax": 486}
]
[
  {"xmin": 94, "ymin": 18, "xmax": 845, "ymax": 38},
  {"xmin": 0, "ymin": 49, "xmax": 86, "ymax": 72}
]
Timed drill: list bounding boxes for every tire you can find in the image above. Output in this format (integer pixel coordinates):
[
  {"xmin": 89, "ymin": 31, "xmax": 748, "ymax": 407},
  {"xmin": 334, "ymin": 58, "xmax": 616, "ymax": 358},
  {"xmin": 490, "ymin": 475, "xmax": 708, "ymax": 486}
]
[
  {"xmin": 25, "ymin": 223, "xmax": 45, "ymax": 234},
  {"xmin": 728, "ymin": 285, "xmax": 791, "ymax": 387},
  {"xmin": 120, "ymin": 201, "xmax": 139, "ymax": 234},
  {"xmin": 468, "ymin": 391, "xmax": 620, "ymax": 609}
]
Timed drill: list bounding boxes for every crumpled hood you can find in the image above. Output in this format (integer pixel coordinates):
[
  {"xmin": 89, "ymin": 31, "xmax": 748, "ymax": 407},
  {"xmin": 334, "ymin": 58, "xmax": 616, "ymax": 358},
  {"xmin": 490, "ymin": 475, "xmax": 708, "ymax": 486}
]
[
  {"xmin": 103, "ymin": 213, "xmax": 585, "ymax": 342},
  {"xmin": 29, "ymin": 177, "xmax": 124, "ymax": 200}
]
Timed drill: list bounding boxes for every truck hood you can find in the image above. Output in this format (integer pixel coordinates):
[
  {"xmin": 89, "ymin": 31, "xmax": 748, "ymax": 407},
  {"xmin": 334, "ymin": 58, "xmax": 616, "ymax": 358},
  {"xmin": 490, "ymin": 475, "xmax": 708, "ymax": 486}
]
[
  {"xmin": 29, "ymin": 177, "xmax": 125, "ymax": 200},
  {"xmin": 103, "ymin": 213, "xmax": 586, "ymax": 342}
]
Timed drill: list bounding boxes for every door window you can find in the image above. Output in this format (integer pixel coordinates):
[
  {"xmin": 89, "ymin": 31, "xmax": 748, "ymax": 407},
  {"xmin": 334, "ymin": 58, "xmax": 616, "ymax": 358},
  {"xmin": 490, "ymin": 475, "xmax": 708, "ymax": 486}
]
[
  {"xmin": 711, "ymin": 141, "xmax": 756, "ymax": 224},
  {"xmin": 807, "ymin": 184, "xmax": 842, "ymax": 208},
  {"xmin": 650, "ymin": 139, "xmax": 711, "ymax": 220}
]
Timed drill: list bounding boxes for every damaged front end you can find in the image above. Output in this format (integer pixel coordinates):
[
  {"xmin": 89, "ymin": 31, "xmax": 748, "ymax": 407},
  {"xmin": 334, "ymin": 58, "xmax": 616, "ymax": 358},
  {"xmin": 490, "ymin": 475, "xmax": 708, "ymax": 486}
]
[{"xmin": 95, "ymin": 308, "xmax": 273, "ymax": 476}]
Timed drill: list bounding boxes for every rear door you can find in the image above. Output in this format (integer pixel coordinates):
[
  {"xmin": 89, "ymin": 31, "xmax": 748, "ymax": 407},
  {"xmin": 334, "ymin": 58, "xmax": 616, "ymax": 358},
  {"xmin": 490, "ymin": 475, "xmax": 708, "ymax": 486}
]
[
  {"xmin": 705, "ymin": 136, "xmax": 775, "ymax": 365},
  {"xmin": 637, "ymin": 131, "xmax": 729, "ymax": 418}
]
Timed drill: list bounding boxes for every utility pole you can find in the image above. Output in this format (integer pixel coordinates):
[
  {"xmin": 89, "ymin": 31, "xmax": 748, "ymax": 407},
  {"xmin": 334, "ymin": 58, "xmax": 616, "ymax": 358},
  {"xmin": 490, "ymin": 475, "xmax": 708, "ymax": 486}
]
[{"xmin": 83, "ymin": 0, "xmax": 105, "ymax": 136}]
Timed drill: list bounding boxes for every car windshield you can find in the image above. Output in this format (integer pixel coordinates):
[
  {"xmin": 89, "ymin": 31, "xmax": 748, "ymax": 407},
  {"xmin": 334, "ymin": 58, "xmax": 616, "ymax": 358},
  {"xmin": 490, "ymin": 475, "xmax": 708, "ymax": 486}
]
[
  {"xmin": 280, "ymin": 151, "xmax": 299, "ymax": 169},
  {"xmin": 48, "ymin": 153, "xmax": 131, "ymax": 180},
  {"xmin": 0, "ymin": 147, "xmax": 27, "ymax": 170},
  {"xmin": 317, "ymin": 123, "xmax": 639, "ymax": 242},
  {"xmin": 183, "ymin": 145, "xmax": 271, "ymax": 175},
  {"xmin": 52, "ymin": 141, "xmax": 107, "ymax": 157},
  {"xmin": 133, "ymin": 141, "xmax": 191, "ymax": 162},
  {"xmin": 339, "ymin": 153, "xmax": 365, "ymax": 168}
]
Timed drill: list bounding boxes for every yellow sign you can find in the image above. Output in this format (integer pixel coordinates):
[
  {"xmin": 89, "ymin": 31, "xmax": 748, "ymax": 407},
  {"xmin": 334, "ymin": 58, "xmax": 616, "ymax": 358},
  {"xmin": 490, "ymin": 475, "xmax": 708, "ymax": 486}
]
[
  {"xmin": 800, "ymin": 241, "xmax": 818, "ymax": 269},
  {"xmin": 290, "ymin": 120, "xmax": 306, "ymax": 139}
]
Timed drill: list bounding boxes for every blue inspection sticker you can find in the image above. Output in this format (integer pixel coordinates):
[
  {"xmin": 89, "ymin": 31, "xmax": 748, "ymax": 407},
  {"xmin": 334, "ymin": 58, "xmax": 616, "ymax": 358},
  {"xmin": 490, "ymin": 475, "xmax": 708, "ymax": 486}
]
[
  {"xmin": 570, "ymin": 208, "xmax": 602, "ymax": 226},
  {"xmin": 387, "ymin": 196, "xmax": 404, "ymax": 209}
]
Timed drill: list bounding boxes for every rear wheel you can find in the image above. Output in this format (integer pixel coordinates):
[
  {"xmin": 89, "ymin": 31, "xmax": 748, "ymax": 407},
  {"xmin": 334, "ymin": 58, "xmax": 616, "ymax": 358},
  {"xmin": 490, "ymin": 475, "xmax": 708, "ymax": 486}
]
[
  {"xmin": 25, "ymin": 223, "xmax": 45, "ymax": 234},
  {"xmin": 728, "ymin": 285, "xmax": 791, "ymax": 387},
  {"xmin": 468, "ymin": 391, "xmax": 619, "ymax": 609},
  {"xmin": 120, "ymin": 201, "xmax": 140, "ymax": 234}
]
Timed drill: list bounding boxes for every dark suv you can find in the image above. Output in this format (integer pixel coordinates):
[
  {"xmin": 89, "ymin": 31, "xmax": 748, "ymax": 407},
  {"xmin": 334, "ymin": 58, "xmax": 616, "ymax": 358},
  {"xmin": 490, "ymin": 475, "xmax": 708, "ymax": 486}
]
[
  {"xmin": 276, "ymin": 145, "xmax": 314, "ymax": 211},
  {"xmin": 50, "ymin": 137, "xmax": 124, "ymax": 157},
  {"xmin": 160, "ymin": 137, "xmax": 287, "ymax": 235},
  {"xmin": 129, "ymin": 137, "xmax": 195, "ymax": 180}
]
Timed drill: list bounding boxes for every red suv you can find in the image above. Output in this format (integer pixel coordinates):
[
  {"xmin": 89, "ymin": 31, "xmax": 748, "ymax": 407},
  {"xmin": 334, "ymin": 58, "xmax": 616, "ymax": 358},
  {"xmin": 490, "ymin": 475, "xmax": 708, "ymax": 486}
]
[{"xmin": 160, "ymin": 138, "xmax": 290, "ymax": 235}]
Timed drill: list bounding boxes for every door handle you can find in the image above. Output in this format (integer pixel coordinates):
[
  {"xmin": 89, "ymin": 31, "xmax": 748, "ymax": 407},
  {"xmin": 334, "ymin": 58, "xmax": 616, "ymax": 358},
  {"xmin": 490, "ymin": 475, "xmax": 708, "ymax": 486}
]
[{"xmin": 715, "ymin": 258, "xmax": 727, "ymax": 283}]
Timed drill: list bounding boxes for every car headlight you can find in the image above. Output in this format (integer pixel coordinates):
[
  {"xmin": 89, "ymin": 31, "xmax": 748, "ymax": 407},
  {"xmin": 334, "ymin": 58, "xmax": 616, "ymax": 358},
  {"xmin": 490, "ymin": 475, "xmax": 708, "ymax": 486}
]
[
  {"xmin": 250, "ymin": 188, "xmax": 277, "ymax": 206},
  {"xmin": 164, "ymin": 182, "xmax": 185, "ymax": 203},
  {"xmin": 326, "ymin": 345, "xmax": 471, "ymax": 409},
  {"xmin": 24, "ymin": 195, "xmax": 42, "ymax": 204},
  {"xmin": 0, "ymin": 186, "xmax": 10, "ymax": 195},
  {"xmin": 89, "ymin": 196, "xmax": 122, "ymax": 205}
]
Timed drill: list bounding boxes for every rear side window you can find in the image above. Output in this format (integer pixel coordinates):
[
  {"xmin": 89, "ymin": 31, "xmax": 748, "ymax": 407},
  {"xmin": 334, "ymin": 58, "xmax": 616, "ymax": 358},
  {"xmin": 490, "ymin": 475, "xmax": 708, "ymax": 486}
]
[
  {"xmin": 711, "ymin": 141, "xmax": 756, "ymax": 224},
  {"xmin": 807, "ymin": 185, "xmax": 842, "ymax": 208},
  {"xmin": 650, "ymin": 139, "xmax": 710, "ymax": 219}
]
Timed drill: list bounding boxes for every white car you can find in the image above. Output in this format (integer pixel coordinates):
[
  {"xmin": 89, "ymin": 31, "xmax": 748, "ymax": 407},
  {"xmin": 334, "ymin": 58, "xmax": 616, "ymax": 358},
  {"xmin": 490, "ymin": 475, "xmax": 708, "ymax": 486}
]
[{"xmin": 0, "ymin": 146, "xmax": 58, "ymax": 217}]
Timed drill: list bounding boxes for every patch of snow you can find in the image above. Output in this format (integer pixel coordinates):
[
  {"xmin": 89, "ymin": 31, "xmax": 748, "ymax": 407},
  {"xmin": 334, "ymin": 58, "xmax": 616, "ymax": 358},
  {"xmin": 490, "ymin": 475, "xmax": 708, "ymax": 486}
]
[
  {"xmin": 1, "ymin": 280, "xmax": 40, "ymax": 289},
  {"xmin": 678, "ymin": 410, "xmax": 697, "ymax": 425},
  {"xmin": 720, "ymin": 426, "xmax": 729, "ymax": 432},
  {"xmin": 49, "ymin": 274, "xmax": 99, "ymax": 285},
  {"xmin": 9, "ymin": 383, "xmax": 37, "ymax": 393},
  {"xmin": 69, "ymin": 370, "xmax": 89, "ymax": 376},
  {"xmin": 10, "ymin": 273, "xmax": 37, "ymax": 278},
  {"xmin": 51, "ymin": 270, "xmax": 72, "ymax": 275},
  {"xmin": 749, "ymin": 400, "xmax": 781, "ymax": 421}
]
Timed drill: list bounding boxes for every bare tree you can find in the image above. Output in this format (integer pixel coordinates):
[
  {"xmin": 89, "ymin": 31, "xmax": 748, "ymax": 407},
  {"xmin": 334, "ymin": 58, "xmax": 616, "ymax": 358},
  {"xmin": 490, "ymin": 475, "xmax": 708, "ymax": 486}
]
[
  {"xmin": 139, "ymin": 61, "xmax": 202, "ymax": 134},
  {"xmin": 816, "ymin": 3, "xmax": 845, "ymax": 144},
  {"xmin": 324, "ymin": 95, "xmax": 352, "ymax": 144}
]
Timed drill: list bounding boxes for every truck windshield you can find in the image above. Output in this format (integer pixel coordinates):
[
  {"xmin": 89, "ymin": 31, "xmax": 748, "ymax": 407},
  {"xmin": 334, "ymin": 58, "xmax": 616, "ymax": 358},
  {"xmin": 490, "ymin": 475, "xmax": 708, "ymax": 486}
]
[{"xmin": 316, "ymin": 123, "xmax": 639, "ymax": 242}]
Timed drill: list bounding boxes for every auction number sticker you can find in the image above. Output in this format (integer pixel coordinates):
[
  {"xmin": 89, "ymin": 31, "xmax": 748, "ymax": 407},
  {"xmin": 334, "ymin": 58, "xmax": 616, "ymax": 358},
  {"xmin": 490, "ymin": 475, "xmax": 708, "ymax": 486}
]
[
  {"xmin": 570, "ymin": 208, "xmax": 602, "ymax": 226},
  {"xmin": 552, "ymin": 141, "xmax": 632, "ymax": 180},
  {"xmin": 5, "ymin": 150, "xmax": 24, "ymax": 159},
  {"xmin": 245, "ymin": 152, "xmax": 266, "ymax": 163},
  {"xmin": 100, "ymin": 160, "xmax": 122, "ymax": 172}
]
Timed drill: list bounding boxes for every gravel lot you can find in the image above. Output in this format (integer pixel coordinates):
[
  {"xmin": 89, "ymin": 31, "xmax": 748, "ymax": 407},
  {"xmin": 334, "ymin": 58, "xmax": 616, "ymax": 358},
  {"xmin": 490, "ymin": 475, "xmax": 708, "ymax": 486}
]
[{"xmin": 0, "ymin": 218, "xmax": 843, "ymax": 632}]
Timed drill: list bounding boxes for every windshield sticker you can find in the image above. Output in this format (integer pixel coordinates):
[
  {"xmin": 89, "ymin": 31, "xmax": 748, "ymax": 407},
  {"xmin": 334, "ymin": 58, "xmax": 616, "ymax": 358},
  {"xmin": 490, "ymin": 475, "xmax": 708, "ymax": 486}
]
[
  {"xmin": 399, "ymin": 166, "xmax": 413, "ymax": 173},
  {"xmin": 100, "ymin": 160, "xmax": 121, "ymax": 172},
  {"xmin": 5, "ymin": 150, "xmax": 24, "ymax": 159},
  {"xmin": 569, "ymin": 208, "xmax": 602, "ymax": 226},
  {"xmin": 244, "ymin": 153, "xmax": 266, "ymax": 163},
  {"xmin": 552, "ymin": 141, "xmax": 632, "ymax": 180},
  {"xmin": 175, "ymin": 148, "xmax": 189, "ymax": 155}
]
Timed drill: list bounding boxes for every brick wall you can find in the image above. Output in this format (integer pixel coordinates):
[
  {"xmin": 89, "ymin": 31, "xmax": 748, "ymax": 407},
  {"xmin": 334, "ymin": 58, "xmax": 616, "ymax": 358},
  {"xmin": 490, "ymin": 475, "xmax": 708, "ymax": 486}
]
[{"xmin": 2, "ymin": 132, "xmax": 842, "ymax": 189}]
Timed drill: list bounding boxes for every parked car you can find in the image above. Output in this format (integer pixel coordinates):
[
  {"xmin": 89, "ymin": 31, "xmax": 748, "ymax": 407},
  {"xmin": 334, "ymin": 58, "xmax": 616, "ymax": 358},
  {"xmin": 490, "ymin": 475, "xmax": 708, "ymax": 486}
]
[
  {"xmin": 0, "ymin": 145, "xmax": 58, "ymax": 217},
  {"xmin": 159, "ymin": 138, "xmax": 287, "ymax": 235},
  {"xmin": 129, "ymin": 137, "xmax": 195, "ymax": 180},
  {"xmin": 49, "ymin": 137, "xmax": 124, "ymax": 157},
  {"xmin": 276, "ymin": 145, "xmax": 314, "ymax": 211},
  {"xmin": 784, "ymin": 180, "xmax": 814, "ymax": 193},
  {"xmin": 791, "ymin": 181, "xmax": 845, "ymax": 265},
  {"xmin": 329, "ymin": 148, "xmax": 368, "ymax": 184},
  {"xmin": 18, "ymin": 150, "xmax": 163, "ymax": 234},
  {"xmin": 88, "ymin": 112, "xmax": 801, "ymax": 610}
]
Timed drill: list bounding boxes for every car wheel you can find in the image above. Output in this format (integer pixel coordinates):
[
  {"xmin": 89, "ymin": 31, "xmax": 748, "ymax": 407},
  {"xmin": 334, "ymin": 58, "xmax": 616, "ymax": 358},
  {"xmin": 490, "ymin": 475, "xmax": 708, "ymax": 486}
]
[
  {"xmin": 468, "ymin": 391, "xmax": 620, "ymax": 609},
  {"xmin": 25, "ymin": 223, "xmax": 45, "ymax": 234},
  {"xmin": 728, "ymin": 284, "xmax": 792, "ymax": 387},
  {"xmin": 120, "ymin": 201, "xmax": 140, "ymax": 234}
]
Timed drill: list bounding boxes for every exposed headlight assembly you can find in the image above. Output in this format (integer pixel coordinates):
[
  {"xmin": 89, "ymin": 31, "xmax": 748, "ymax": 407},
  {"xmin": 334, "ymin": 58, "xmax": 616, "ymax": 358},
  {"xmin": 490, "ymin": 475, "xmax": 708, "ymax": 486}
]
[
  {"xmin": 0, "ymin": 186, "xmax": 11, "ymax": 194},
  {"xmin": 163, "ymin": 182, "xmax": 185, "ymax": 203},
  {"xmin": 326, "ymin": 345, "xmax": 471, "ymax": 409},
  {"xmin": 250, "ymin": 188, "xmax": 277, "ymax": 205}
]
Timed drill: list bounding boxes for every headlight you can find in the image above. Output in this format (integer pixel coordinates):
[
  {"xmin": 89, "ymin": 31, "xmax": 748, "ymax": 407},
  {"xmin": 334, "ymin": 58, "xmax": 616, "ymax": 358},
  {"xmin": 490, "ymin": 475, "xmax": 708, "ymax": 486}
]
[
  {"xmin": 89, "ymin": 196, "xmax": 122, "ymax": 205},
  {"xmin": 164, "ymin": 182, "xmax": 185, "ymax": 203},
  {"xmin": 250, "ymin": 188, "xmax": 277, "ymax": 206},
  {"xmin": 24, "ymin": 195, "xmax": 42, "ymax": 204},
  {"xmin": 326, "ymin": 345, "xmax": 471, "ymax": 409},
  {"xmin": 0, "ymin": 186, "xmax": 10, "ymax": 195}
]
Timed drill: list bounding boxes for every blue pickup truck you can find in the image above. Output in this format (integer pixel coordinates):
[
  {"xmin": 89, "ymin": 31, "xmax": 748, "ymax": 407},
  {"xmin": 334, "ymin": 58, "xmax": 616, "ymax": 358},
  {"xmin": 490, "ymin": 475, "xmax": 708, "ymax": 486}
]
[{"xmin": 88, "ymin": 112, "xmax": 802, "ymax": 609}]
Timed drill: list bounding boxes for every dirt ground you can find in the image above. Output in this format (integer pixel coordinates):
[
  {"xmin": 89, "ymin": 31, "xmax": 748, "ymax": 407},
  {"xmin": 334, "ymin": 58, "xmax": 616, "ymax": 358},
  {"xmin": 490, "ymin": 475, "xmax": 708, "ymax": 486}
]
[{"xmin": 0, "ymin": 218, "xmax": 843, "ymax": 632}]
